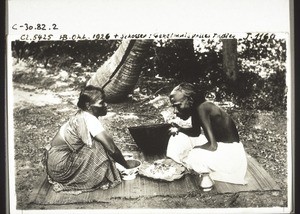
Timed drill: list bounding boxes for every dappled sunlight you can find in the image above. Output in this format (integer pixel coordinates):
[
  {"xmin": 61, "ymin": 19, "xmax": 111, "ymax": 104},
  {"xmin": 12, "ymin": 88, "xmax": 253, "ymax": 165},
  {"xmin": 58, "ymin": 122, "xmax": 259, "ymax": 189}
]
[{"xmin": 13, "ymin": 88, "xmax": 62, "ymax": 108}]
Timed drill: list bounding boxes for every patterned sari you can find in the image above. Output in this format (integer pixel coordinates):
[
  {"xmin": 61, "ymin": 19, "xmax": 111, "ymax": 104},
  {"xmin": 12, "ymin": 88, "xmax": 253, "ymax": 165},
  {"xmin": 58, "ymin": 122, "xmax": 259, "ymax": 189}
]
[{"xmin": 46, "ymin": 111, "xmax": 122, "ymax": 193}]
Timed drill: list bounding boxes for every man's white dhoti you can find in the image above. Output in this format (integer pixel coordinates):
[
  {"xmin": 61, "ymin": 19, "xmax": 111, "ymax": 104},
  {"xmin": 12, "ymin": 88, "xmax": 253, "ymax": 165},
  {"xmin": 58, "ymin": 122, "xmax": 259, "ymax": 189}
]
[{"xmin": 166, "ymin": 133, "xmax": 248, "ymax": 185}]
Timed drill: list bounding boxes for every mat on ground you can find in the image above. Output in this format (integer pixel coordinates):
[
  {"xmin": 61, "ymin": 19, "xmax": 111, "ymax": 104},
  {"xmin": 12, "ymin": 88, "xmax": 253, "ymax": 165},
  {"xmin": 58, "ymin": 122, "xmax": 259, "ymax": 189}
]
[{"xmin": 30, "ymin": 153, "xmax": 280, "ymax": 205}]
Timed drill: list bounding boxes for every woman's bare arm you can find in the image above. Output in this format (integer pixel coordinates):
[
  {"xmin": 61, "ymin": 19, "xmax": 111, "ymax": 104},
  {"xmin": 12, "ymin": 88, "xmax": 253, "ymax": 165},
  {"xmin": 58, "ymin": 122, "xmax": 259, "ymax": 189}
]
[{"xmin": 94, "ymin": 131, "xmax": 129, "ymax": 168}]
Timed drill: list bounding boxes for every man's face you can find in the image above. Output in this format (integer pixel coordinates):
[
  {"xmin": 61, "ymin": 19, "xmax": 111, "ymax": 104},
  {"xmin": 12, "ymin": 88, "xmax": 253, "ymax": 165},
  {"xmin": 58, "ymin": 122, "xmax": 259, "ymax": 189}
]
[{"xmin": 169, "ymin": 90, "xmax": 192, "ymax": 120}]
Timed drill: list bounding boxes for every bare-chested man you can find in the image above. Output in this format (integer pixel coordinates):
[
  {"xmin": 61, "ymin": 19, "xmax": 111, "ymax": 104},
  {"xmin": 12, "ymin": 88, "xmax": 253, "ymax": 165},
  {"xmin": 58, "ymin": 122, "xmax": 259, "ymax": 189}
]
[{"xmin": 166, "ymin": 82, "xmax": 247, "ymax": 184}]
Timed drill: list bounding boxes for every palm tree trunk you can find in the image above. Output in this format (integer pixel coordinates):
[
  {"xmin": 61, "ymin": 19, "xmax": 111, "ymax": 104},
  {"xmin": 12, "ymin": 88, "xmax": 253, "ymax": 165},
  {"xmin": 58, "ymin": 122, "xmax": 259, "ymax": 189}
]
[{"xmin": 87, "ymin": 40, "xmax": 152, "ymax": 103}]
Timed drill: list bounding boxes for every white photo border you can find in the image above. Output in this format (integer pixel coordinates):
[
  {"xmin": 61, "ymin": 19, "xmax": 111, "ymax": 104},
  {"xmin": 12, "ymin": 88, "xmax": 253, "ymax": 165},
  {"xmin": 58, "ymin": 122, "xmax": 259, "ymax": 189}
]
[{"xmin": 6, "ymin": 0, "xmax": 294, "ymax": 213}]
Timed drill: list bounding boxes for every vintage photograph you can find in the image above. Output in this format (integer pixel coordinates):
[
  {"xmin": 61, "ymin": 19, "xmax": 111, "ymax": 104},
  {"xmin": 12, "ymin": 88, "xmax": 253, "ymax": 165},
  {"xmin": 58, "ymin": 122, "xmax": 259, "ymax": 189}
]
[{"xmin": 9, "ymin": 34, "xmax": 290, "ymax": 212}]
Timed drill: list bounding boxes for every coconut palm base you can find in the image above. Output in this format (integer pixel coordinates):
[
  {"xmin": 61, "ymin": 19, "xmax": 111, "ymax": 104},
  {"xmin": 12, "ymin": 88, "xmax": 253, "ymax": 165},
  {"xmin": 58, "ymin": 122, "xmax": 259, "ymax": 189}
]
[{"xmin": 87, "ymin": 40, "xmax": 152, "ymax": 103}]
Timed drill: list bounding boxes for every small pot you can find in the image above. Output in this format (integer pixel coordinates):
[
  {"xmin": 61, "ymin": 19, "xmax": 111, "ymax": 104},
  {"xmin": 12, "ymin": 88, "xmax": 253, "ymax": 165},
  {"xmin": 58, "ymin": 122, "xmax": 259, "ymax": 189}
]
[{"xmin": 199, "ymin": 173, "xmax": 214, "ymax": 191}]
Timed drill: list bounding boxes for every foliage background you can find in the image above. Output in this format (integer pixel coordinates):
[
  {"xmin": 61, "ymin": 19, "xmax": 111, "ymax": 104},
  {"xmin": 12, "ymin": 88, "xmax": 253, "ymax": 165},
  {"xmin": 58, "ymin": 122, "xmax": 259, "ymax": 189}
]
[{"xmin": 12, "ymin": 33, "xmax": 287, "ymax": 111}]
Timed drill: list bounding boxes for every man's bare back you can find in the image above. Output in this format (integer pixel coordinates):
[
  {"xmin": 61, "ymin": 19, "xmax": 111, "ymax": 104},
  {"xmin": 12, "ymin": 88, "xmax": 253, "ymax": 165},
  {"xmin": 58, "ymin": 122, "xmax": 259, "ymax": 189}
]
[{"xmin": 169, "ymin": 83, "xmax": 240, "ymax": 151}]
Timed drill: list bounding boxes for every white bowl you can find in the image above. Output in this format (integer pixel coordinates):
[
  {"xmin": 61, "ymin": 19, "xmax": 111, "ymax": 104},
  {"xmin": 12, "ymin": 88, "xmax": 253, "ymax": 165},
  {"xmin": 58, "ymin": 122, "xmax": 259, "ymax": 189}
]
[{"xmin": 118, "ymin": 159, "xmax": 141, "ymax": 180}]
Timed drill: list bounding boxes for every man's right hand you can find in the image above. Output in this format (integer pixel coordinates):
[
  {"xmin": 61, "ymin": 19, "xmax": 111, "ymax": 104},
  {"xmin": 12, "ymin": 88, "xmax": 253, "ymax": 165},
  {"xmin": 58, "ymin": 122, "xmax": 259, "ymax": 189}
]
[
  {"xmin": 169, "ymin": 126, "xmax": 179, "ymax": 136},
  {"xmin": 194, "ymin": 142, "xmax": 218, "ymax": 151}
]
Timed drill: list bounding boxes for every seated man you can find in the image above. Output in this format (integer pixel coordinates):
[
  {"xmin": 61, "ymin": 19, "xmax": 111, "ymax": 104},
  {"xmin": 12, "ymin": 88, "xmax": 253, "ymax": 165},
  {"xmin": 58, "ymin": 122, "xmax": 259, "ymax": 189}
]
[{"xmin": 166, "ymin": 82, "xmax": 247, "ymax": 184}]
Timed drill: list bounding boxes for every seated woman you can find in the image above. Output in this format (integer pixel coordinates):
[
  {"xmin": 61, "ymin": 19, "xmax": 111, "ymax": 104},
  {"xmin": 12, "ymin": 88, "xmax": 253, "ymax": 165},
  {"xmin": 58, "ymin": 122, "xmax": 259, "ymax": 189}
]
[
  {"xmin": 166, "ymin": 83, "xmax": 247, "ymax": 185},
  {"xmin": 45, "ymin": 85, "xmax": 129, "ymax": 193}
]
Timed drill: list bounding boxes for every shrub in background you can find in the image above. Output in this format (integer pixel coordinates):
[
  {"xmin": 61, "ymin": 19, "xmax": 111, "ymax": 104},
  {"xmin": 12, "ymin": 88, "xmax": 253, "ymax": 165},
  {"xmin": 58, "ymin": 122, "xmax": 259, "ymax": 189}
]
[{"xmin": 11, "ymin": 35, "xmax": 287, "ymax": 111}]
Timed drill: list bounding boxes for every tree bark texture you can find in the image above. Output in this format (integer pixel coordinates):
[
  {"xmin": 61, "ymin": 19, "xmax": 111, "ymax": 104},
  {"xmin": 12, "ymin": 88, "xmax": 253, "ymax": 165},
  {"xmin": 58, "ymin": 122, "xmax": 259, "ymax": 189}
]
[
  {"xmin": 222, "ymin": 39, "xmax": 237, "ymax": 81},
  {"xmin": 87, "ymin": 40, "xmax": 152, "ymax": 103}
]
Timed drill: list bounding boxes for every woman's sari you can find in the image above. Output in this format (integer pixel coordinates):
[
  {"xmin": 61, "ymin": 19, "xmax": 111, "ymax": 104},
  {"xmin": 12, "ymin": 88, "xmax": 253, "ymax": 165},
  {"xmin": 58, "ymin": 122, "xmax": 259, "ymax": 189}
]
[{"xmin": 46, "ymin": 111, "xmax": 122, "ymax": 193}]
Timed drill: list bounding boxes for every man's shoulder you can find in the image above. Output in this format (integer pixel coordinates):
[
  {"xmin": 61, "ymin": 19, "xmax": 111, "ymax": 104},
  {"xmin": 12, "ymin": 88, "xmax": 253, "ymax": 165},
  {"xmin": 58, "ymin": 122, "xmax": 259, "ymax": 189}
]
[
  {"xmin": 199, "ymin": 101, "xmax": 217, "ymax": 109},
  {"xmin": 198, "ymin": 101, "xmax": 222, "ymax": 115}
]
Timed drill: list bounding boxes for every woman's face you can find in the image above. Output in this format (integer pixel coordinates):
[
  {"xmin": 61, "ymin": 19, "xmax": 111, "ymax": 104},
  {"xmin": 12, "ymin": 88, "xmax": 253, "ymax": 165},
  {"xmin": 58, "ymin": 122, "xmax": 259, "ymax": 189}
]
[
  {"xmin": 91, "ymin": 99, "xmax": 107, "ymax": 117},
  {"xmin": 89, "ymin": 92, "xmax": 107, "ymax": 117}
]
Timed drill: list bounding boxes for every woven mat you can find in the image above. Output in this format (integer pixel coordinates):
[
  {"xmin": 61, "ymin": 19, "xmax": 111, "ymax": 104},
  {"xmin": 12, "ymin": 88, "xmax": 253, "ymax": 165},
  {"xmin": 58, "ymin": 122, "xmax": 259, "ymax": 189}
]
[{"xmin": 30, "ymin": 153, "xmax": 280, "ymax": 205}]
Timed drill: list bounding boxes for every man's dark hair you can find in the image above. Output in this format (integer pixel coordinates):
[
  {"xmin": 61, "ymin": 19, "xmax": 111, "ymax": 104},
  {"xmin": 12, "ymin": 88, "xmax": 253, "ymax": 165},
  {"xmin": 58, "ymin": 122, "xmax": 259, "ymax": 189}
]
[{"xmin": 174, "ymin": 82, "xmax": 206, "ymax": 105}]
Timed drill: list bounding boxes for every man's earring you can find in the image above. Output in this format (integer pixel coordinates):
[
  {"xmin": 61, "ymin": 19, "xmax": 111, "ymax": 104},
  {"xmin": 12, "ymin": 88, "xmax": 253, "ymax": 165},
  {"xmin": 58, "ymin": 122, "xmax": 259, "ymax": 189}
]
[{"xmin": 86, "ymin": 102, "xmax": 91, "ymax": 110}]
